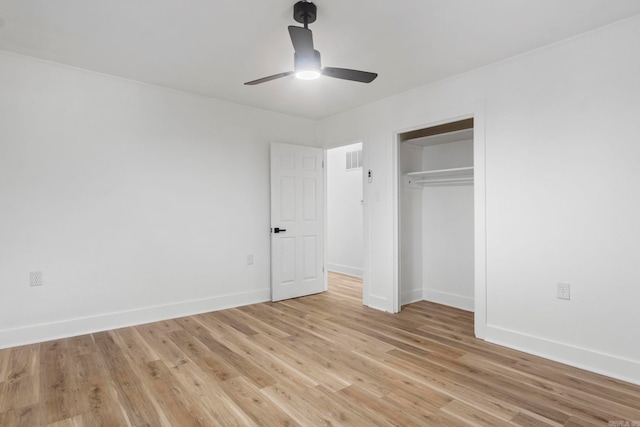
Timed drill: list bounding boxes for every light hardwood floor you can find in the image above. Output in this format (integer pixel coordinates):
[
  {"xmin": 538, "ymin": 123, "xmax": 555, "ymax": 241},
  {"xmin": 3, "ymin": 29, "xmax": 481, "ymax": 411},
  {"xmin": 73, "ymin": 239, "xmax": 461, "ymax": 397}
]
[{"xmin": 1, "ymin": 272, "xmax": 639, "ymax": 426}]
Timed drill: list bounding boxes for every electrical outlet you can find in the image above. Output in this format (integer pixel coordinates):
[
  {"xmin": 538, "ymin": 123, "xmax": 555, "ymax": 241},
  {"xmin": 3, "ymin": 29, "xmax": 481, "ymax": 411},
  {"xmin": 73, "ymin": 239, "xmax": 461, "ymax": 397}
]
[
  {"xmin": 557, "ymin": 282, "xmax": 570, "ymax": 300},
  {"xmin": 247, "ymin": 254, "xmax": 254, "ymax": 265},
  {"xmin": 30, "ymin": 271, "xmax": 43, "ymax": 287}
]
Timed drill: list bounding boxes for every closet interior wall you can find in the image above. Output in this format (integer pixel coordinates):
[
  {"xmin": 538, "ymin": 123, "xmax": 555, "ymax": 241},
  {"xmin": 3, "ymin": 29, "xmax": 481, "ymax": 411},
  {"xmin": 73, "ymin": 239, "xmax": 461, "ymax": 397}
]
[{"xmin": 400, "ymin": 131, "xmax": 475, "ymax": 311}]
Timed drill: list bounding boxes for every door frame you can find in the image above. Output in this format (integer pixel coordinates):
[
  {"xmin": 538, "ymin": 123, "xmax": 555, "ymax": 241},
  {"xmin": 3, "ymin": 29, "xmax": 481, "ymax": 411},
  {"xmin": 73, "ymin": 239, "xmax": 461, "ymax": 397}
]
[{"xmin": 391, "ymin": 102, "xmax": 487, "ymax": 339}]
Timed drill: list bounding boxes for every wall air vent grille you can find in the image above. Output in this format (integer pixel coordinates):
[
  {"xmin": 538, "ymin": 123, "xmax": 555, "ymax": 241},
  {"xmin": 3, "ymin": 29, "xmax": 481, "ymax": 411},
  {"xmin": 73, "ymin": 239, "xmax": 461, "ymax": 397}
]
[{"xmin": 346, "ymin": 149, "xmax": 362, "ymax": 170}]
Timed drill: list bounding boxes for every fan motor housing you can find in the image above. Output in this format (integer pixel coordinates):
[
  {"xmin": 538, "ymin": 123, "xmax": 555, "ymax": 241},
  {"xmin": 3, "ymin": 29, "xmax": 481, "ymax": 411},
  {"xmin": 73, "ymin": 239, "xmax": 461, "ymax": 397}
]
[{"xmin": 294, "ymin": 1, "xmax": 317, "ymax": 25}]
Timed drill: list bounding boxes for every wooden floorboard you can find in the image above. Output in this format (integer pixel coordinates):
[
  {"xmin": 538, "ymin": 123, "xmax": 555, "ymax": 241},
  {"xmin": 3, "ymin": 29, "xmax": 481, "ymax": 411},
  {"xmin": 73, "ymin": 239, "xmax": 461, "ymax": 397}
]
[{"xmin": 1, "ymin": 271, "xmax": 639, "ymax": 426}]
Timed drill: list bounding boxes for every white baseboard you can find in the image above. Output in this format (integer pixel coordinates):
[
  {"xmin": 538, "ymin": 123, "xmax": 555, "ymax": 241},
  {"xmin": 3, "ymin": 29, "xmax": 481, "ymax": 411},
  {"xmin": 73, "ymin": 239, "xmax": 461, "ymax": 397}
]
[
  {"xmin": 0, "ymin": 288, "xmax": 270, "ymax": 350},
  {"xmin": 401, "ymin": 288, "xmax": 424, "ymax": 305},
  {"xmin": 366, "ymin": 294, "xmax": 389, "ymax": 312},
  {"xmin": 328, "ymin": 263, "xmax": 363, "ymax": 278},
  {"xmin": 485, "ymin": 325, "xmax": 640, "ymax": 386},
  {"xmin": 424, "ymin": 288, "xmax": 474, "ymax": 312}
]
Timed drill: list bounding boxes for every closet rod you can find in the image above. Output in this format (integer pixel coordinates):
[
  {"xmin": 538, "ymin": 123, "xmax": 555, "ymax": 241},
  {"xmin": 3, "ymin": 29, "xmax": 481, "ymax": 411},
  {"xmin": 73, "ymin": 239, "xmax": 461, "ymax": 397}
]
[
  {"xmin": 413, "ymin": 177, "xmax": 473, "ymax": 184},
  {"xmin": 407, "ymin": 166, "xmax": 474, "ymax": 176}
]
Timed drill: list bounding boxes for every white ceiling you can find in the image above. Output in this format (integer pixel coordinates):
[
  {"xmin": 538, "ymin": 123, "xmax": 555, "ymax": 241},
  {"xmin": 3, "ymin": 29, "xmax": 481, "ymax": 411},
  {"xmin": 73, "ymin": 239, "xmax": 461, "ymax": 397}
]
[{"xmin": 1, "ymin": 0, "xmax": 639, "ymax": 120}]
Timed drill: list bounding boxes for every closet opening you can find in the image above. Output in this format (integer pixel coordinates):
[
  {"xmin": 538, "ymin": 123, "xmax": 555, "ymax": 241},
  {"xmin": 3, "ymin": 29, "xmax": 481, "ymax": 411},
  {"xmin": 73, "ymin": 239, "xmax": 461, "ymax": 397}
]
[{"xmin": 397, "ymin": 118, "xmax": 475, "ymax": 313}]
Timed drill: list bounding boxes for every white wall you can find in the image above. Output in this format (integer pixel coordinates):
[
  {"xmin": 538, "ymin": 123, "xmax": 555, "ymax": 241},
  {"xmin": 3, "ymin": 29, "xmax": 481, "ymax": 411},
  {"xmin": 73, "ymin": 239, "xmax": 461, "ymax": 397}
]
[
  {"xmin": 422, "ymin": 184, "xmax": 474, "ymax": 311},
  {"xmin": 327, "ymin": 143, "xmax": 363, "ymax": 278},
  {"xmin": 422, "ymin": 139, "xmax": 473, "ymax": 170},
  {"xmin": 0, "ymin": 51, "xmax": 317, "ymax": 348},
  {"xmin": 421, "ymin": 140, "xmax": 475, "ymax": 311},
  {"xmin": 318, "ymin": 17, "xmax": 640, "ymax": 384}
]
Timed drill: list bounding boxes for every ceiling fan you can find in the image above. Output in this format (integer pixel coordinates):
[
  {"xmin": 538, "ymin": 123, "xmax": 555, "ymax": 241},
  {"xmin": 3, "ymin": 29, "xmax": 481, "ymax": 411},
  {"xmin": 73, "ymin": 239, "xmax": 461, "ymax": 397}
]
[{"xmin": 244, "ymin": 1, "xmax": 378, "ymax": 85}]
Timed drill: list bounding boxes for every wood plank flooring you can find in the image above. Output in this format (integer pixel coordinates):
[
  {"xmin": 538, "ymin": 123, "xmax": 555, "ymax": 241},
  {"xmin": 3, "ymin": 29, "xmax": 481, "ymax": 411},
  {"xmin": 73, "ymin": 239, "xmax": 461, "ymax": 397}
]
[{"xmin": 1, "ymin": 272, "xmax": 639, "ymax": 426}]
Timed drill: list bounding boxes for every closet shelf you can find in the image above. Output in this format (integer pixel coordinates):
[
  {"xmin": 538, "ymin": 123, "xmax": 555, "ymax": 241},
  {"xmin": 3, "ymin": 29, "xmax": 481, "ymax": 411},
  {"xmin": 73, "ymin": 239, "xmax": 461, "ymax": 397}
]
[{"xmin": 404, "ymin": 166, "xmax": 474, "ymax": 187}]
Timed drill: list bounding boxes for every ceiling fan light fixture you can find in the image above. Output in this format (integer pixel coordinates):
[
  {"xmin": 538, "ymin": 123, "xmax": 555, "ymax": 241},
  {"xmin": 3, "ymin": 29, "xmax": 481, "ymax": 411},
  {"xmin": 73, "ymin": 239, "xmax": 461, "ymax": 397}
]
[
  {"xmin": 295, "ymin": 69, "xmax": 321, "ymax": 80},
  {"xmin": 294, "ymin": 50, "xmax": 322, "ymax": 80},
  {"xmin": 244, "ymin": 1, "xmax": 378, "ymax": 86}
]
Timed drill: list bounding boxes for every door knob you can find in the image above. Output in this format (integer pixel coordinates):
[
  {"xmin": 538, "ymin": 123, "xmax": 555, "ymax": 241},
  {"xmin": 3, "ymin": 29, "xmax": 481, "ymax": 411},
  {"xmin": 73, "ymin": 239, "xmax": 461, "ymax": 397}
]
[{"xmin": 273, "ymin": 227, "xmax": 287, "ymax": 233}]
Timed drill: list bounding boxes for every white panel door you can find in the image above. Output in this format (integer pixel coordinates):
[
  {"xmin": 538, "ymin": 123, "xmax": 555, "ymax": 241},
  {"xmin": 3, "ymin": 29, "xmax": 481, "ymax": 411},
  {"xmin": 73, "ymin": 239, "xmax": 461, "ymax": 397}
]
[{"xmin": 270, "ymin": 142, "xmax": 324, "ymax": 301}]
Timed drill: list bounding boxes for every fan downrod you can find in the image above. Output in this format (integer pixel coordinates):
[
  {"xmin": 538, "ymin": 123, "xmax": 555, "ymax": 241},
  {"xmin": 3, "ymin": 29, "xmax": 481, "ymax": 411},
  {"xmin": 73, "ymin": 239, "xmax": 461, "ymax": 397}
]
[{"xmin": 293, "ymin": 1, "xmax": 316, "ymax": 27}]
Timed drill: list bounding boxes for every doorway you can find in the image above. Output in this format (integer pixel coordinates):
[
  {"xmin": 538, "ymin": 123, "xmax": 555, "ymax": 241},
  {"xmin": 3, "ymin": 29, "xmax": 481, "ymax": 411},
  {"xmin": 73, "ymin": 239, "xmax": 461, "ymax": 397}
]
[
  {"xmin": 392, "ymin": 107, "xmax": 487, "ymax": 339},
  {"xmin": 326, "ymin": 143, "xmax": 364, "ymax": 286},
  {"xmin": 398, "ymin": 118, "xmax": 474, "ymax": 310}
]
